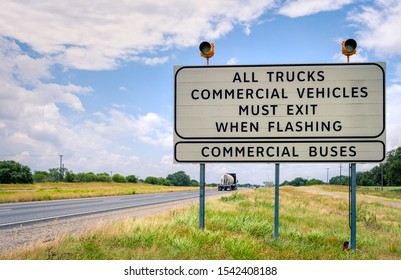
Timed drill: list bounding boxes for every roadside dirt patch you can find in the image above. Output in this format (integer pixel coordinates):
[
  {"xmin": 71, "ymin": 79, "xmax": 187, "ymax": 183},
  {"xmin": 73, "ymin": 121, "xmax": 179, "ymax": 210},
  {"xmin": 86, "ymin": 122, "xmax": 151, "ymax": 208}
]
[{"xmin": 298, "ymin": 187, "xmax": 401, "ymax": 209}]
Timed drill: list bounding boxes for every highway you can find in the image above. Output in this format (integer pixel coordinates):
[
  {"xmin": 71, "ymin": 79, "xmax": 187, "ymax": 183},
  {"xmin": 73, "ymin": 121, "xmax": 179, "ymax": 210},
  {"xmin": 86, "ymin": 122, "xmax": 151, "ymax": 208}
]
[{"xmin": 0, "ymin": 189, "xmax": 221, "ymax": 229}]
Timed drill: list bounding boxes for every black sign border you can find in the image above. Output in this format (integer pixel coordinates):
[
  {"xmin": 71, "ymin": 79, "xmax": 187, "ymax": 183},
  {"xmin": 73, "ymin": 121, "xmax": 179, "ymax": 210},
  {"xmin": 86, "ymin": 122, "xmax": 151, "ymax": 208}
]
[
  {"xmin": 174, "ymin": 63, "xmax": 386, "ymax": 140},
  {"xmin": 174, "ymin": 140, "xmax": 385, "ymax": 163}
]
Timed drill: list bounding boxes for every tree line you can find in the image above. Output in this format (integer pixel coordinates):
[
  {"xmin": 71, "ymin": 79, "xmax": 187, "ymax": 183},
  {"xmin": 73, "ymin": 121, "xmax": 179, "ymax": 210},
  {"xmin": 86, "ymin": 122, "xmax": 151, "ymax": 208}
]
[
  {"xmin": 281, "ymin": 147, "xmax": 401, "ymax": 187},
  {"xmin": 0, "ymin": 161, "xmax": 196, "ymax": 186},
  {"xmin": 1, "ymin": 146, "xmax": 400, "ymax": 186},
  {"xmin": 356, "ymin": 146, "xmax": 401, "ymax": 186}
]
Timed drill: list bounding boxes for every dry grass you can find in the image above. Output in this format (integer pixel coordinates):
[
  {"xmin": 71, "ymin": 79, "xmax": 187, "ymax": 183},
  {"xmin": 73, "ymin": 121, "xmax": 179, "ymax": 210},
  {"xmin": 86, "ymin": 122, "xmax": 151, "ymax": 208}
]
[
  {"xmin": 311, "ymin": 184, "xmax": 401, "ymax": 201},
  {"xmin": 0, "ymin": 182, "xmax": 198, "ymax": 203},
  {"xmin": 2, "ymin": 187, "xmax": 401, "ymax": 260}
]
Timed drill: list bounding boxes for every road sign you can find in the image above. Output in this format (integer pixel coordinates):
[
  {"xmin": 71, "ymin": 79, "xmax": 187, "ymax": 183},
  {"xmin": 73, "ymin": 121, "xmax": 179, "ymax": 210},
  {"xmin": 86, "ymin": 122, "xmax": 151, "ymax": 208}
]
[
  {"xmin": 175, "ymin": 141, "xmax": 384, "ymax": 163},
  {"xmin": 174, "ymin": 63, "xmax": 385, "ymax": 163}
]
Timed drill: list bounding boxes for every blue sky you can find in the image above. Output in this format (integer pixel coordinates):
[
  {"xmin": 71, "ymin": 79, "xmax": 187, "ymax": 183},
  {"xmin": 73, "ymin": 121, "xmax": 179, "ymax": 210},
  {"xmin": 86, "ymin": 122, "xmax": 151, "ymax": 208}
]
[{"xmin": 1, "ymin": 0, "xmax": 401, "ymax": 184}]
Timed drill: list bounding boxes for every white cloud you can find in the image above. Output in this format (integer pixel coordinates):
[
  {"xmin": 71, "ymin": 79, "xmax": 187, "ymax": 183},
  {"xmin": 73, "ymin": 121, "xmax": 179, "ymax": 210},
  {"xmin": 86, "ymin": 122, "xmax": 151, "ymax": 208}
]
[
  {"xmin": 227, "ymin": 57, "xmax": 239, "ymax": 65},
  {"xmin": 346, "ymin": 1, "xmax": 401, "ymax": 153},
  {"xmin": 91, "ymin": 109, "xmax": 173, "ymax": 148},
  {"xmin": 2, "ymin": 0, "xmax": 398, "ymax": 183},
  {"xmin": 278, "ymin": 0, "xmax": 354, "ymax": 18},
  {"xmin": 386, "ymin": 84, "xmax": 401, "ymax": 150},
  {"xmin": 0, "ymin": 36, "xmax": 172, "ymax": 174},
  {"xmin": 0, "ymin": 1, "xmax": 277, "ymax": 175},
  {"xmin": 119, "ymin": 86, "xmax": 128, "ymax": 92},
  {"xmin": 160, "ymin": 155, "xmax": 174, "ymax": 166},
  {"xmin": 131, "ymin": 56, "xmax": 170, "ymax": 66},
  {"xmin": 0, "ymin": 37, "xmax": 51, "ymax": 85},
  {"xmin": 332, "ymin": 46, "xmax": 368, "ymax": 62},
  {"xmin": 348, "ymin": 0, "xmax": 401, "ymax": 57},
  {"xmin": 0, "ymin": 0, "xmax": 276, "ymax": 71}
]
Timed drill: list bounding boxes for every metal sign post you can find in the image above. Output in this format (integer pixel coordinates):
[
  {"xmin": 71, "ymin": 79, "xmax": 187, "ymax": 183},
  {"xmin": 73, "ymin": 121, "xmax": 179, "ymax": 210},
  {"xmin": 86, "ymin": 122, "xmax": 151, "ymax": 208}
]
[
  {"xmin": 350, "ymin": 163, "xmax": 357, "ymax": 250},
  {"xmin": 199, "ymin": 163, "xmax": 205, "ymax": 230},
  {"xmin": 197, "ymin": 43, "xmax": 212, "ymax": 231},
  {"xmin": 274, "ymin": 163, "xmax": 280, "ymax": 240}
]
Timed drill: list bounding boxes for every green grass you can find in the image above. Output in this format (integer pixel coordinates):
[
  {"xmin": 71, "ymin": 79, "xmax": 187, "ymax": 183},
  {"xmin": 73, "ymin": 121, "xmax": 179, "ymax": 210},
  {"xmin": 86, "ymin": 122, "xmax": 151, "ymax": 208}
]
[
  {"xmin": 3, "ymin": 187, "xmax": 401, "ymax": 260},
  {"xmin": 0, "ymin": 182, "xmax": 198, "ymax": 203}
]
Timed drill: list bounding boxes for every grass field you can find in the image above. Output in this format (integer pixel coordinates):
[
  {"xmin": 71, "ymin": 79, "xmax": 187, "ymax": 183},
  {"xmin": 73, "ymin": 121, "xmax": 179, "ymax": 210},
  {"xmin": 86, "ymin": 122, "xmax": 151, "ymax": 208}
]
[
  {"xmin": 2, "ymin": 186, "xmax": 401, "ymax": 260},
  {"xmin": 313, "ymin": 185, "xmax": 401, "ymax": 201},
  {"xmin": 0, "ymin": 182, "xmax": 197, "ymax": 203}
]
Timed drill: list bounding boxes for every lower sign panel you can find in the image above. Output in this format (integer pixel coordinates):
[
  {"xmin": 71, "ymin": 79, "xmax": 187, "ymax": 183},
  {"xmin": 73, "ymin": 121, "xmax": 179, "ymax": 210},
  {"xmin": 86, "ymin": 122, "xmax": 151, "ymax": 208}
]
[{"xmin": 174, "ymin": 141, "xmax": 385, "ymax": 163}]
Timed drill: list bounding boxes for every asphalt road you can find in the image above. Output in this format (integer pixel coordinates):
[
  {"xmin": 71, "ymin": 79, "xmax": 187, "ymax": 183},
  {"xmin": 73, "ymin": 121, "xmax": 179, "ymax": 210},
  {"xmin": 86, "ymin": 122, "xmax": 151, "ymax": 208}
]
[{"xmin": 0, "ymin": 189, "xmax": 221, "ymax": 229}]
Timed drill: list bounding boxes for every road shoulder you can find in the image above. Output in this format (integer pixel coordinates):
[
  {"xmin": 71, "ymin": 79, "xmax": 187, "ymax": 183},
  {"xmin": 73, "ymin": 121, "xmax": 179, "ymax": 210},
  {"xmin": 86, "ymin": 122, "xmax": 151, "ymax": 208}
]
[{"xmin": 0, "ymin": 189, "xmax": 240, "ymax": 255}]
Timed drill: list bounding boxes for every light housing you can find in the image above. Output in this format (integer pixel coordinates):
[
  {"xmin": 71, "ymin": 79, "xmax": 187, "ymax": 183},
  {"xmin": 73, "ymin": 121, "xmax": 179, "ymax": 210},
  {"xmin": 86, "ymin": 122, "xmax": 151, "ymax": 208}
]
[
  {"xmin": 199, "ymin": 41, "xmax": 214, "ymax": 58},
  {"xmin": 342, "ymin": 39, "xmax": 357, "ymax": 56}
]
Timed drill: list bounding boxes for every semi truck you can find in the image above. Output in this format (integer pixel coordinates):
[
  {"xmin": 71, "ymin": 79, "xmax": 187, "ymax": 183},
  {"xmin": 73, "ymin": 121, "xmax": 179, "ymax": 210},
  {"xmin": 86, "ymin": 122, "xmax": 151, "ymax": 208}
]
[{"xmin": 218, "ymin": 173, "xmax": 237, "ymax": 191}]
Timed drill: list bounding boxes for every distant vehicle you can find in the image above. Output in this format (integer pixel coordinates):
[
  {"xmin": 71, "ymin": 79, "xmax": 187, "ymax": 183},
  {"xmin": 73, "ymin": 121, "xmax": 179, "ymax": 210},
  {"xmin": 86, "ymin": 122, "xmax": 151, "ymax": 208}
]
[{"xmin": 218, "ymin": 173, "xmax": 237, "ymax": 191}]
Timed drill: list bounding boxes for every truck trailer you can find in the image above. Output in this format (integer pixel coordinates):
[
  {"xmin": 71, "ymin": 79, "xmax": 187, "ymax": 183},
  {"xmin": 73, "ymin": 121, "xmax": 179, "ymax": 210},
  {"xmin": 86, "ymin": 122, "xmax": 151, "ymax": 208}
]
[{"xmin": 218, "ymin": 173, "xmax": 237, "ymax": 191}]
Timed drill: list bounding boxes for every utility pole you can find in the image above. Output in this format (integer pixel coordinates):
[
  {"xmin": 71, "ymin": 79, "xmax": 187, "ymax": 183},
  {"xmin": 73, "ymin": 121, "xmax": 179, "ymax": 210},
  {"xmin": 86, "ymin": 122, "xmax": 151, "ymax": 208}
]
[
  {"xmin": 326, "ymin": 168, "xmax": 330, "ymax": 184},
  {"xmin": 59, "ymin": 155, "xmax": 63, "ymax": 182},
  {"xmin": 340, "ymin": 164, "xmax": 342, "ymax": 185}
]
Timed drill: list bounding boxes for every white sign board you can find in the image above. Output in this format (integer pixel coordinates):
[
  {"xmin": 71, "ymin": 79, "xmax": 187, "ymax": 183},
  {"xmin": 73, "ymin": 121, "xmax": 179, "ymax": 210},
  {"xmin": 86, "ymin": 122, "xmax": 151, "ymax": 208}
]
[
  {"xmin": 174, "ymin": 63, "xmax": 385, "ymax": 163},
  {"xmin": 175, "ymin": 141, "xmax": 384, "ymax": 163}
]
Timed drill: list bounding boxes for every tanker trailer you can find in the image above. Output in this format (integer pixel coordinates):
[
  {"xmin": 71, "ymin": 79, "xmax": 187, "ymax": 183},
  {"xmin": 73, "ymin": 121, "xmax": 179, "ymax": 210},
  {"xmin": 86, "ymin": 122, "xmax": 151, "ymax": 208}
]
[{"xmin": 218, "ymin": 173, "xmax": 237, "ymax": 191}]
